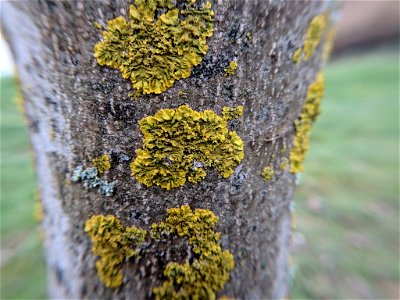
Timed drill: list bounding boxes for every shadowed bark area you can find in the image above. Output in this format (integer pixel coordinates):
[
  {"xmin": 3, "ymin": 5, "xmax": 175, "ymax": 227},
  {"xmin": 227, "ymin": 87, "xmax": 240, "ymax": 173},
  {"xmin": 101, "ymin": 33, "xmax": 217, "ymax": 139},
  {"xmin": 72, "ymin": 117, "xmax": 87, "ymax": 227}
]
[{"xmin": 1, "ymin": 0, "xmax": 333, "ymax": 299}]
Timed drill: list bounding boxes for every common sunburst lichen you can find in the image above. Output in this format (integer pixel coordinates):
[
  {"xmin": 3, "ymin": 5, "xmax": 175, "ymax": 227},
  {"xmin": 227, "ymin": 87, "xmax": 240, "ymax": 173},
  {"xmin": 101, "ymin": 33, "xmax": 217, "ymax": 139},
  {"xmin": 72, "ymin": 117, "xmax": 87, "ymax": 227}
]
[
  {"xmin": 292, "ymin": 14, "xmax": 327, "ymax": 64},
  {"xmin": 130, "ymin": 105, "xmax": 244, "ymax": 190},
  {"xmin": 290, "ymin": 72, "xmax": 324, "ymax": 173},
  {"xmin": 92, "ymin": 154, "xmax": 111, "ymax": 174},
  {"xmin": 94, "ymin": 0, "xmax": 214, "ymax": 95},
  {"xmin": 224, "ymin": 61, "xmax": 238, "ymax": 76},
  {"xmin": 85, "ymin": 206, "xmax": 234, "ymax": 295},
  {"xmin": 85, "ymin": 215, "xmax": 147, "ymax": 288},
  {"xmin": 261, "ymin": 166, "xmax": 274, "ymax": 181},
  {"xmin": 151, "ymin": 205, "xmax": 235, "ymax": 300}
]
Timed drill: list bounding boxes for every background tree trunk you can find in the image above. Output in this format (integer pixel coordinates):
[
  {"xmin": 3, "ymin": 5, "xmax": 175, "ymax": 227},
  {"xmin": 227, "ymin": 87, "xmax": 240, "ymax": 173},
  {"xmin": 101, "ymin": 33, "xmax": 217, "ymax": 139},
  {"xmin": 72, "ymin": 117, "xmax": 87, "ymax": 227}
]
[{"xmin": 2, "ymin": 1, "xmax": 334, "ymax": 299}]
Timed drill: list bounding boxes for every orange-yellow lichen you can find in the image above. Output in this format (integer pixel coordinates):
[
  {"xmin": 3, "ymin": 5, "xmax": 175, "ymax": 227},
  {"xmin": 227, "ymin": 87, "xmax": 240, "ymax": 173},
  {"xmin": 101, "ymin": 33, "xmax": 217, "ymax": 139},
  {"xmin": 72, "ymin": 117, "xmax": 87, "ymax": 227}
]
[
  {"xmin": 292, "ymin": 14, "xmax": 327, "ymax": 64},
  {"xmin": 85, "ymin": 215, "xmax": 147, "ymax": 288},
  {"xmin": 261, "ymin": 166, "xmax": 274, "ymax": 181},
  {"xmin": 290, "ymin": 72, "xmax": 324, "ymax": 173},
  {"xmin": 85, "ymin": 206, "xmax": 234, "ymax": 296},
  {"xmin": 94, "ymin": 0, "xmax": 214, "ymax": 95},
  {"xmin": 92, "ymin": 154, "xmax": 111, "ymax": 174},
  {"xmin": 151, "ymin": 205, "xmax": 234, "ymax": 300},
  {"xmin": 130, "ymin": 105, "xmax": 244, "ymax": 190},
  {"xmin": 224, "ymin": 61, "xmax": 238, "ymax": 76}
]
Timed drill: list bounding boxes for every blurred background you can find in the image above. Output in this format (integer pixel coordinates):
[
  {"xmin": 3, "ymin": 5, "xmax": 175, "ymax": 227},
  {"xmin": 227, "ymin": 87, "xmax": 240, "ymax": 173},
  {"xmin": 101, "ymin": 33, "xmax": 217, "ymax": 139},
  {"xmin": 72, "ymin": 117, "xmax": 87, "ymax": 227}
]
[{"xmin": 1, "ymin": 1, "xmax": 399, "ymax": 299}]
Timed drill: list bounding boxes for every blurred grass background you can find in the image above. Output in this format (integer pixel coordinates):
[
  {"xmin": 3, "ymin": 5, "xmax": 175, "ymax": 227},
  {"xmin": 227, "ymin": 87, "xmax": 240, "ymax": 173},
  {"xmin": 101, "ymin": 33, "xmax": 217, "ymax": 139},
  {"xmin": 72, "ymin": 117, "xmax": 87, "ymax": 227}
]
[{"xmin": 0, "ymin": 46, "xmax": 399, "ymax": 299}]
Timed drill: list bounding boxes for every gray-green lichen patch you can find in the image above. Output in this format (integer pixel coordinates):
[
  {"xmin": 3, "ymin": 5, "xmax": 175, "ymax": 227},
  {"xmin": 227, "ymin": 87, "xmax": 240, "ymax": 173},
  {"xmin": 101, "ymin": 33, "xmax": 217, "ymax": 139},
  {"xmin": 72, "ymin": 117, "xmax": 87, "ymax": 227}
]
[{"xmin": 72, "ymin": 166, "xmax": 115, "ymax": 196}]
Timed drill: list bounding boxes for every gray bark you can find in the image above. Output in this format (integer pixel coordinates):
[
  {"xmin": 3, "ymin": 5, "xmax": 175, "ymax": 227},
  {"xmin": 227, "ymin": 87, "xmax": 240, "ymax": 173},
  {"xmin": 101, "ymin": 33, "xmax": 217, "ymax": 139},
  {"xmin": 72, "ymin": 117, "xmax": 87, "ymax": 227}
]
[{"xmin": 2, "ymin": 0, "xmax": 332, "ymax": 299}]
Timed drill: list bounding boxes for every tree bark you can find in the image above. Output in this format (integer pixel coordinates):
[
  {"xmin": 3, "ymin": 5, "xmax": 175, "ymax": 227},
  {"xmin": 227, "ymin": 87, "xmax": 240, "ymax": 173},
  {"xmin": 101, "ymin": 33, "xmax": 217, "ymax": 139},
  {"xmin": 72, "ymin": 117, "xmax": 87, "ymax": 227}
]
[{"xmin": 2, "ymin": 0, "xmax": 334, "ymax": 299}]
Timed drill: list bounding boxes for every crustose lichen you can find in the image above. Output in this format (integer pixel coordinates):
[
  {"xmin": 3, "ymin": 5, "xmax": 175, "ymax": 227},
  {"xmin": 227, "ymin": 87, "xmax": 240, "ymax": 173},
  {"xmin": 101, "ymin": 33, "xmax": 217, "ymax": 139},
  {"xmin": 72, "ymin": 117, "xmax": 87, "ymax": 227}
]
[
  {"xmin": 94, "ymin": 0, "xmax": 214, "ymax": 95},
  {"xmin": 130, "ymin": 105, "xmax": 244, "ymax": 190},
  {"xmin": 292, "ymin": 14, "xmax": 327, "ymax": 64},
  {"xmin": 290, "ymin": 72, "xmax": 324, "ymax": 173}
]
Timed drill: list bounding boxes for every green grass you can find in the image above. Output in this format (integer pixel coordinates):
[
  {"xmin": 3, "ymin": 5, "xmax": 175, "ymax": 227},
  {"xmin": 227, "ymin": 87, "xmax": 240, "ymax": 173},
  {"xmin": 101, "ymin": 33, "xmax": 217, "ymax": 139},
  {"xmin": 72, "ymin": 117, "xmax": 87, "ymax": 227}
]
[
  {"xmin": 0, "ymin": 77, "xmax": 47, "ymax": 299},
  {"xmin": 291, "ymin": 49, "xmax": 399, "ymax": 299},
  {"xmin": 0, "ymin": 48, "xmax": 398, "ymax": 299}
]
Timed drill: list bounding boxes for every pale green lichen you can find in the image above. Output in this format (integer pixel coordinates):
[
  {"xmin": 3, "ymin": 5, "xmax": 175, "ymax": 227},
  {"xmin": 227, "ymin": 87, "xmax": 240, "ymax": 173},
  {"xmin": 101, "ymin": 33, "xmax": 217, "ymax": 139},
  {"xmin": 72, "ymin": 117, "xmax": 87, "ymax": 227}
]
[
  {"xmin": 290, "ymin": 72, "xmax": 324, "ymax": 173},
  {"xmin": 85, "ymin": 215, "xmax": 147, "ymax": 288},
  {"xmin": 151, "ymin": 205, "xmax": 234, "ymax": 300},
  {"xmin": 261, "ymin": 166, "xmax": 274, "ymax": 181},
  {"xmin": 130, "ymin": 105, "xmax": 244, "ymax": 190},
  {"xmin": 292, "ymin": 14, "xmax": 327, "ymax": 64},
  {"xmin": 72, "ymin": 166, "xmax": 115, "ymax": 196},
  {"xmin": 92, "ymin": 154, "xmax": 111, "ymax": 174},
  {"xmin": 224, "ymin": 61, "xmax": 238, "ymax": 76},
  {"xmin": 94, "ymin": 0, "xmax": 214, "ymax": 95}
]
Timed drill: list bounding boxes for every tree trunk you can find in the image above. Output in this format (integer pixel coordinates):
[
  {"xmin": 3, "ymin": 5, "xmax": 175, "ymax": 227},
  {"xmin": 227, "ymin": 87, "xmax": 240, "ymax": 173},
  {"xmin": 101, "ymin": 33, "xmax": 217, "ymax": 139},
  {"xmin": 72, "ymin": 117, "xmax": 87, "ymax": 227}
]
[{"xmin": 2, "ymin": 1, "xmax": 335, "ymax": 299}]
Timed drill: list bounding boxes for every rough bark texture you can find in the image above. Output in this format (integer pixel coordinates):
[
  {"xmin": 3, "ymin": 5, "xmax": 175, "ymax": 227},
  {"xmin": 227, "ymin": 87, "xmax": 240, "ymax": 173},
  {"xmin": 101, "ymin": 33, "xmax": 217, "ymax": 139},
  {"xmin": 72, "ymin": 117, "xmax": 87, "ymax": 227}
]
[{"xmin": 2, "ymin": 1, "xmax": 332, "ymax": 299}]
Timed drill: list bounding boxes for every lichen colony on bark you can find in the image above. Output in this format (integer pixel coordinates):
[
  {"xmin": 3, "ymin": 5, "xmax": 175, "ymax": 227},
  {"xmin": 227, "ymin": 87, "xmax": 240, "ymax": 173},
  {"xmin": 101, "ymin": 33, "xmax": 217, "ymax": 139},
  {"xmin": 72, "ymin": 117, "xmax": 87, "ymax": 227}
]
[{"xmin": 1, "ymin": 0, "xmax": 337, "ymax": 299}]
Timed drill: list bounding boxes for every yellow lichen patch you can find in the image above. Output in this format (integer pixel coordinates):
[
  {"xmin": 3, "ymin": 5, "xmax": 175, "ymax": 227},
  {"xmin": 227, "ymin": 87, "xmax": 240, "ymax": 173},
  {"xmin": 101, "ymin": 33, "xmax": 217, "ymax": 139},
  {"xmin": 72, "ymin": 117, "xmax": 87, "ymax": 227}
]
[
  {"xmin": 34, "ymin": 190, "xmax": 44, "ymax": 222},
  {"xmin": 94, "ymin": 21, "xmax": 102, "ymax": 29},
  {"xmin": 290, "ymin": 72, "xmax": 324, "ymax": 173},
  {"xmin": 246, "ymin": 31, "xmax": 252, "ymax": 40},
  {"xmin": 14, "ymin": 76, "xmax": 26, "ymax": 115},
  {"xmin": 224, "ymin": 61, "xmax": 238, "ymax": 76},
  {"xmin": 130, "ymin": 105, "xmax": 244, "ymax": 190},
  {"xmin": 261, "ymin": 166, "xmax": 274, "ymax": 181},
  {"xmin": 177, "ymin": 90, "xmax": 188, "ymax": 99},
  {"xmin": 85, "ymin": 215, "xmax": 147, "ymax": 288},
  {"xmin": 322, "ymin": 26, "xmax": 336, "ymax": 63},
  {"xmin": 279, "ymin": 158, "xmax": 289, "ymax": 171},
  {"xmin": 49, "ymin": 130, "xmax": 55, "ymax": 141},
  {"xmin": 94, "ymin": 0, "xmax": 214, "ymax": 95},
  {"xmin": 221, "ymin": 105, "xmax": 243, "ymax": 120},
  {"xmin": 292, "ymin": 48, "xmax": 303, "ymax": 64},
  {"xmin": 292, "ymin": 14, "xmax": 327, "ymax": 64},
  {"xmin": 151, "ymin": 205, "xmax": 234, "ymax": 300},
  {"xmin": 219, "ymin": 296, "xmax": 235, "ymax": 300},
  {"xmin": 92, "ymin": 154, "xmax": 111, "ymax": 174}
]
